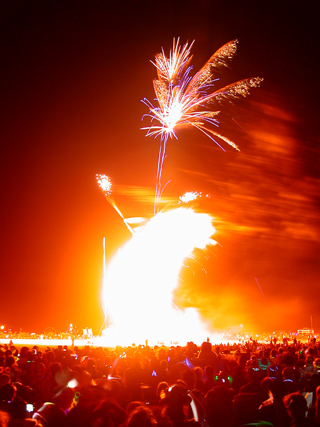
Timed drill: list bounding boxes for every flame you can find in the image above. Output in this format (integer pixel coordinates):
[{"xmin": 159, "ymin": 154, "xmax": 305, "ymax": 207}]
[{"xmin": 100, "ymin": 207, "xmax": 217, "ymax": 346}]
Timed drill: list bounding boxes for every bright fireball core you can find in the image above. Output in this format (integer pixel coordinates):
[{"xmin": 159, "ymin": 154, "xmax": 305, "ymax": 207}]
[{"xmin": 101, "ymin": 207, "xmax": 216, "ymax": 346}]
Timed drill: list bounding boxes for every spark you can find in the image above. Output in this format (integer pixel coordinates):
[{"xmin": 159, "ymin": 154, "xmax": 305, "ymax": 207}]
[
  {"xmin": 179, "ymin": 191, "xmax": 201, "ymax": 203},
  {"xmin": 96, "ymin": 174, "xmax": 112, "ymax": 195},
  {"xmin": 96, "ymin": 174, "xmax": 134, "ymax": 234},
  {"xmin": 142, "ymin": 38, "xmax": 263, "ymax": 210},
  {"xmin": 179, "ymin": 191, "xmax": 210, "ymax": 204}
]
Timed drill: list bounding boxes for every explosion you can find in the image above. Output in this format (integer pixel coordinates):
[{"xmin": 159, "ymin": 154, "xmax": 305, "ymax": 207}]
[
  {"xmin": 100, "ymin": 207, "xmax": 217, "ymax": 346},
  {"xmin": 95, "ymin": 39, "xmax": 262, "ymax": 346},
  {"xmin": 142, "ymin": 38, "xmax": 263, "ymax": 209}
]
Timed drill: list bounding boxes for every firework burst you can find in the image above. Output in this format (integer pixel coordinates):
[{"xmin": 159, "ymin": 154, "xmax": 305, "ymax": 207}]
[
  {"xmin": 96, "ymin": 174, "xmax": 134, "ymax": 234},
  {"xmin": 142, "ymin": 38, "xmax": 263, "ymax": 210},
  {"xmin": 179, "ymin": 191, "xmax": 210, "ymax": 204}
]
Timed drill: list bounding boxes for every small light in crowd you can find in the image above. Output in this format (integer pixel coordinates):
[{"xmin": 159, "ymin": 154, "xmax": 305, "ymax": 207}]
[{"xmin": 67, "ymin": 379, "xmax": 79, "ymax": 389}]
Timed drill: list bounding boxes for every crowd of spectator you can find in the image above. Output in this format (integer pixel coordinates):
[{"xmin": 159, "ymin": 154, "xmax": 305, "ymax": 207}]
[{"xmin": 0, "ymin": 338, "xmax": 320, "ymax": 426}]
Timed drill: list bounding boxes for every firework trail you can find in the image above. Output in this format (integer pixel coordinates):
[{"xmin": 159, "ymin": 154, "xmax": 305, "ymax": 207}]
[
  {"xmin": 254, "ymin": 277, "xmax": 267, "ymax": 301},
  {"xmin": 96, "ymin": 174, "xmax": 134, "ymax": 234},
  {"xmin": 142, "ymin": 38, "xmax": 263, "ymax": 211}
]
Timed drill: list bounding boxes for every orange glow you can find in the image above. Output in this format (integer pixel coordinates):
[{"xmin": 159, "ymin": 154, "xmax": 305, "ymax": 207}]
[{"xmin": 100, "ymin": 207, "xmax": 219, "ymax": 346}]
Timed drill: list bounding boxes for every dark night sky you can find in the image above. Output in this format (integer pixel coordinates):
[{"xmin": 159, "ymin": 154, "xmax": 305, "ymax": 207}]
[{"xmin": 1, "ymin": 0, "xmax": 319, "ymax": 335}]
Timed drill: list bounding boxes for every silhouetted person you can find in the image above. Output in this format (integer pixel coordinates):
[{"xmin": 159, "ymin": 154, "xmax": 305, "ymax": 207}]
[
  {"xmin": 162, "ymin": 384, "xmax": 193, "ymax": 427},
  {"xmin": 240, "ymin": 367, "xmax": 262, "ymax": 394},
  {"xmin": 284, "ymin": 392, "xmax": 313, "ymax": 426},
  {"xmin": 202, "ymin": 366, "xmax": 215, "ymax": 394},
  {"xmin": 232, "ymin": 353, "xmax": 248, "ymax": 393},
  {"xmin": 205, "ymin": 371, "xmax": 235, "ymax": 427},
  {"xmin": 282, "ymin": 367, "xmax": 300, "ymax": 396},
  {"xmin": 197, "ymin": 342, "xmax": 217, "ymax": 370}
]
